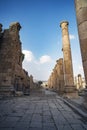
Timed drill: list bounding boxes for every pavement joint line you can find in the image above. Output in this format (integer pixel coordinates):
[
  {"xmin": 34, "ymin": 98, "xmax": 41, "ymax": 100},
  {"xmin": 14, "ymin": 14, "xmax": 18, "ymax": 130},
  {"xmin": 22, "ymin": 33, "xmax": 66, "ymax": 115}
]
[
  {"xmin": 47, "ymin": 100, "xmax": 58, "ymax": 130},
  {"xmin": 61, "ymin": 98, "xmax": 87, "ymax": 120}
]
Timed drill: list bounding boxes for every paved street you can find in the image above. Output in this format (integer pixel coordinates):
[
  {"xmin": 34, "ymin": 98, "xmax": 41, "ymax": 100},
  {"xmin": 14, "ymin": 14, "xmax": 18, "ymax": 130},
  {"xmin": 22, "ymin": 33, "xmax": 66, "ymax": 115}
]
[{"xmin": 0, "ymin": 89, "xmax": 87, "ymax": 130}]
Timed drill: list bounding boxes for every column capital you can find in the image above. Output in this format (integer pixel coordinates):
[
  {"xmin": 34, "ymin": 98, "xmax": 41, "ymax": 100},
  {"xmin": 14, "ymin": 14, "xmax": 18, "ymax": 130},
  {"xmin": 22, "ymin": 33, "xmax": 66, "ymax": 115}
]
[{"xmin": 60, "ymin": 21, "xmax": 69, "ymax": 28}]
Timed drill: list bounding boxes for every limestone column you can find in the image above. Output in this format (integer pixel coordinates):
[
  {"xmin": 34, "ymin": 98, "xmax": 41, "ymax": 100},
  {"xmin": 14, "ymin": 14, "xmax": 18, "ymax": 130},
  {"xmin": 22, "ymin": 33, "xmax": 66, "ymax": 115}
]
[
  {"xmin": 55, "ymin": 63, "xmax": 59, "ymax": 91},
  {"xmin": 56, "ymin": 58, "xmax": 64, "ymax": 93},
  {"xmin": 75, "ymin": 0, "xmax": 87, "ymax": 85},
  {"xmin": 51, "ymin": 72, "xmax": 54, "ymax": 89},
  {"xmin": 30, "ymin": 75, "xmax": 34, "ymax": 88},
  {"xmin": 53, "ymin": 68, "xmax": 57, "ymax": 90},
  {"xmin": 78, "ymin": 74, "xmax": 82, "ymax": 89},
  {"xmin": 60, "ymin": 21, "xmax": 75, "ymax": 92},
  {"xmin": 50, "ymin": 74, "xmax": 53, "ymax": 89}
]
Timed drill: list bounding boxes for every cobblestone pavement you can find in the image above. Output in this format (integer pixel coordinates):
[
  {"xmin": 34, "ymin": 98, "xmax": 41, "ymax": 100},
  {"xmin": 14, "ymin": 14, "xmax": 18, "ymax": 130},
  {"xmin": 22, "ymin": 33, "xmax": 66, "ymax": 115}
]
[{"xmin": 0, "ymin": 89, "xmax": 87, "ymax": 130}]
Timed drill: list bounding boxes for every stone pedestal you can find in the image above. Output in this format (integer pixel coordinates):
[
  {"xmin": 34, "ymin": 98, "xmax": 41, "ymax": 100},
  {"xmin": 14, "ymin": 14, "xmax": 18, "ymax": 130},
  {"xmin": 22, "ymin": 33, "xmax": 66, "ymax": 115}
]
[{"xmin": 60, "ymin": 21, "xmax": 77, "ymax": 98}]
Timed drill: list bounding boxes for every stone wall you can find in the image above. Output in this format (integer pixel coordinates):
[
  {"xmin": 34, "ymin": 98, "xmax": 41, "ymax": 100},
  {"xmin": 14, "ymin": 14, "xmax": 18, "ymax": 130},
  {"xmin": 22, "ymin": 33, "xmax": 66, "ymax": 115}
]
[{"xmin": 0, "ymin": 22, "xmax": 30, "ymax": 96}]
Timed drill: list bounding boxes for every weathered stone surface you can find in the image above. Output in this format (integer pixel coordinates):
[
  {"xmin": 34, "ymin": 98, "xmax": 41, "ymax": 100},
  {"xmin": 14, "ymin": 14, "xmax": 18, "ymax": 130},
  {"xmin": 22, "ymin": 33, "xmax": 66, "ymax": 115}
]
[
  {"xmin": 75, "ymin": 0, "xmax": 87, "ymax": 109},
  {"xmin": 0, "ymin": 89, "xmax": 87, "ymax": 130},
  {"xmin": 0, "ymin": 22, "xmax": 30, "ymax": 96},
  {"xmin": 60, "ymin": 21, "xmax": 74, "ymax": 87},
  {"xmin": 30, "ymin": 75, "xmax": 34, "ymax": 88},
  {"xmin": 48, "ymin": 58, "xmax": 64, "ymax": 94},
  {"xmin": 60, "ymin": 21, "xmax": 77, "ymax": 96},
  {"xmin": 75, "ymin": 0, "xmax": 87, "ymax": 85},
  {"xmin": 56, "ymin": 58, "xmax": 64, "ymax": 93}
]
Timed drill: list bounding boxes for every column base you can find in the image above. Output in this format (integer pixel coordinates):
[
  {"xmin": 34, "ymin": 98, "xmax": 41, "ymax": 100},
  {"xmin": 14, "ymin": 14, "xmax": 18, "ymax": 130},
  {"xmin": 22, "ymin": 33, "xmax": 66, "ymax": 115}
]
[{"xmin": 63, "ymin": 85, "xmax": 78, "ymax": 98}]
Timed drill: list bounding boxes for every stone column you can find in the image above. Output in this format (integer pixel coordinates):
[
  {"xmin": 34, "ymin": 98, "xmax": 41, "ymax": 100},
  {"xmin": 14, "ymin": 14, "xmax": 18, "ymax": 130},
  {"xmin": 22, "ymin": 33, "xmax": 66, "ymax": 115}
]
[
  {"xmin": 75, "ymin": 0, "xmax": 87, "ymax": 85},
  {"xmin": 53, "ymin": 68, "xmax": 57, "ymax": 91},
  {"xmin": 74, "ymin": 76, "xmax": 78, "ymax": 89},
  {"xmin": 60, "ymin": 21, "xmax": 75, "ymax": 93},
  {"xmin": 51, "ymin": 72, "xmax": 54, "ymax": 89},
  {"xmin": 52, "ymin": 71, "xmax": 55, "ymax": 90},
  {"xmin": 56, "ymin": 58, "xmax": 64, "ymax": 94},
  {"xmin": 30, "ymin": 75, "xmax": 34, "ymax": 88},
  {"xmin": 55, "ymin": 63, "xmax": 59, "ymax": 91},
  {"xmin": 51, "ymin": 74, "xmax": 53, "ymax": 89},
  {"xmin": 78, "ymin": 74, "xmax": 82, "ymax": 89}
]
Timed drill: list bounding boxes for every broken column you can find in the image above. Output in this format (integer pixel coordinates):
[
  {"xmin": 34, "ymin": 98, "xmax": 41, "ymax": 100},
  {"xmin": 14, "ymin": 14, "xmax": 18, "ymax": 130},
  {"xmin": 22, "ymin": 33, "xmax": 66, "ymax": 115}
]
[
  {"xmin": 75, "ymin": 0, "xmax": 87, "ymax": 107},
  {"xmin": 75, "ymin": 0, "xmax": 87, "ymax": 85},
  {"xmin": 60, "ymin": 21, "xmax": 76, "ymax": 97}
]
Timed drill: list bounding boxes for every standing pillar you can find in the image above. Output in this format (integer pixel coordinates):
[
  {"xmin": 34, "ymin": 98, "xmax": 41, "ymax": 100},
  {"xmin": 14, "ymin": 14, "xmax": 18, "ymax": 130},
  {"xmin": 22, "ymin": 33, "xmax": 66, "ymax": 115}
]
[
  {"xmin": 75, "ymin": 0, "xmax": 87, "ymax": 85},
  {"xmin": 78, "ymin": 74, "xmax": 82, "ymax": 90},
  {"xmin": 56, "ymin": 58, "xmax": 64, "ymax": 94},
  {"xmin": 30, "ymin": 75, "xmax": 34, "ymax": 89},
  {"xmin": 60, "ymin": 21, "xmax": 76, "ymax": 95},
  {"xmin": 53, "ymin": 68, "xmax": 57, "ymax": 91}
]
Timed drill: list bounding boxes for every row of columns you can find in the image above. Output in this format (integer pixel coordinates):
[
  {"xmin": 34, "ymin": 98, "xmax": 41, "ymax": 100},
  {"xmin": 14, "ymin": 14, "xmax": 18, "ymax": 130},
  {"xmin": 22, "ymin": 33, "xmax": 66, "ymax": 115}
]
[
  {"xmin": 48, "ymin": 58, "xmax": 64, "ymax": 94},
  {"xmin": 48, "ymin": 21, "xmax": 77, "ymax": 97},
  {"xmin": 48, "ymin": 0, "xmax": 87, "ymax": 98}
]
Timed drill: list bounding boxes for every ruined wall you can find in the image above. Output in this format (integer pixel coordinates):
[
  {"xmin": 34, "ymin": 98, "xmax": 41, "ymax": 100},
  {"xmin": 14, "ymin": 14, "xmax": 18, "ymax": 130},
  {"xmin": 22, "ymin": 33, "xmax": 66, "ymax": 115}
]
[{"xmin": 0, "ymin": 22, "xmax": 30, "ymax": 95}]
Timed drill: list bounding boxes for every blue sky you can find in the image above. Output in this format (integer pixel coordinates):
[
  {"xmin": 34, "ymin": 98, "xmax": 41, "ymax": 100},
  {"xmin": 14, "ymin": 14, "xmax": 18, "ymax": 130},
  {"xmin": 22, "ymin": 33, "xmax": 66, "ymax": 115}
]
[{"xmin": 0, "ymin": 0, "xmax": 84, "ymax": 80}]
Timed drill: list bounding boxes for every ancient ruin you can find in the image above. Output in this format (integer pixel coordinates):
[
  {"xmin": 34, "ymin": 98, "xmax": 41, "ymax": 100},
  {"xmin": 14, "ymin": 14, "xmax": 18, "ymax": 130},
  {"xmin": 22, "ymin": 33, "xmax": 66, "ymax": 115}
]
[
  {"xmin": 75, "ymin": 0, "xmax": 87, "ymax": 108},
  {"xmin": 75, "ymin": 0, "xmax": 87, "ymax": 85},
  {"xmin": 0, "ymin": 22, "xmax": 33, "ymax": 96},
  {"xmin": 74, "ymin": 74, "xmax": 86, "ymax": 90},
  {"xmin": 60, "ymin": 21, "xmax": 76, "ymax": 93},
  {"xmin": 48, "ymin": 21, "xmax": 77, "ymax": 98},
  {"xmin": 48, "ymin": 58, "xmax": 64, "ymax": 94}
]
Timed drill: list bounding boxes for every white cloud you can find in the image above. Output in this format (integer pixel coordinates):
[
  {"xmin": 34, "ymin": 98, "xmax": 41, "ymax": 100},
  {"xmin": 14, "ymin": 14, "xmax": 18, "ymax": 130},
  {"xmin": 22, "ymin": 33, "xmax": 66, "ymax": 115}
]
[
  {"xmin": 22, "ymin": 50, "xmax": 54, "ymax": 80},
  {"xmin": 22, "ymin": 50, "xmax": 34, "ymax": 62},
  {"xmin": 40, "ymin": 55, "xmax": 52, "ymax": 64},
  {"xmin": 69, "ymin": 34, "xmax": 76, "ymax": 40}
]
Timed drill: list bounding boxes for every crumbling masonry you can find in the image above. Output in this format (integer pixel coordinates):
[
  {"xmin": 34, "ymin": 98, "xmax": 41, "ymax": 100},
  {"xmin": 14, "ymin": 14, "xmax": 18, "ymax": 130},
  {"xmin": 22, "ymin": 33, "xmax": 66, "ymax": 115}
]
[{"xmin": 0, "ymin": 22, "xmax": 31, "ymax": 95}]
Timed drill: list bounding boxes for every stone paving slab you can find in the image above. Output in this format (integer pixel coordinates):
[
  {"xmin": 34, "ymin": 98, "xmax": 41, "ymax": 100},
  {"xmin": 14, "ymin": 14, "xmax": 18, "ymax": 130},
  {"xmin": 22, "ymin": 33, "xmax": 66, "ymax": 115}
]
[{"xmin": 0, "ymin": 89, "xmax": 87, "ymax": 130}]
